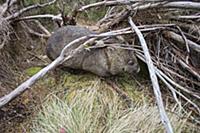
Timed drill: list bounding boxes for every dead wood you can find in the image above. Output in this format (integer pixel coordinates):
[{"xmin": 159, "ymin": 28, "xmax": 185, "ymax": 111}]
[{"xmin": 163, "ymin": 31, "xmax": 200, "ymax": 53}]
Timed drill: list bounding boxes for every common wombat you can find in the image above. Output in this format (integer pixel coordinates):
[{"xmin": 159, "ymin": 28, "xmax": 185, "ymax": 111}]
[{"xmin": 46, "ymin": 25, "xmax": 140, "ymax": 76}]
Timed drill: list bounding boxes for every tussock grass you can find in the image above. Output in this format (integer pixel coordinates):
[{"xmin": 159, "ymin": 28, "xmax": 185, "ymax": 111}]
[{"xmin": 31, "ymin": 80, "xmax": 194, "ymax": 133}]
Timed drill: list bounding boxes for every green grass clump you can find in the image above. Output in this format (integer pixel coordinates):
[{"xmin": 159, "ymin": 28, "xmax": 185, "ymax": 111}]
[
  {"xmin": 31, "ymin": 80, "xmax": 193, "ymax": 133},
  {"xmin": 25, "ymin": 67, "xmax": 42, "ymax": 76}
]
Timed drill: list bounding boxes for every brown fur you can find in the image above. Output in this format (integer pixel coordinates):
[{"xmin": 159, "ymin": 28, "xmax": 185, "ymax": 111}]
[{"xmin": 46, "ymin": 25, "xmax": 140, "ymax": 76}]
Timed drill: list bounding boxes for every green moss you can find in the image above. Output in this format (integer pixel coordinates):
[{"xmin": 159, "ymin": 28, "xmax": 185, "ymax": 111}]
[{"xmin": 25, "ymin": 67, "xmax": 42, "ymax": 76}]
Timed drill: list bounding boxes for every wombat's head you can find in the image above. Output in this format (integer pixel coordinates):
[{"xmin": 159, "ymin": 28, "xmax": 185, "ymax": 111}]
[
  {"xmin": 121, "ymin": 50, "xmax": 140, "ymax": 75},
  {"xmin": 108, "ymin": 49, "xmax": 140, "ymax": 75}
]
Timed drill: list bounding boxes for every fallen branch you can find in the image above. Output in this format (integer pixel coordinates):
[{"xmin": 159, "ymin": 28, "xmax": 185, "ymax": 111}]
[
  {"xmin": 34, "ymin": 20, "xmax": 51, "ymax": 37},
  {"xmin": 78, "ymin": 0, "xmax": 138, "ymax": 11},
  {"xmin": 172, "ymin": 15, "xmax": 200, "ymax": 19},
  {"xmin": 15, "ymin": 14, "xmax": 62, "ymax": 21},
  {"xmin": 156, "ymin": 68, "xmax": 200, "ymax": 114},
  {"xmin": 0, "ymin": 55, "xmax": 63, "ymax": 107},
  {"xmin": 135, "ymin": 1, "xmax": 200, "ymax": 10},
  {"xmin": 163, "ymin": 2, "xmax": 200, "ymax": 10},
  {"xmin": 0, "ymin": 35, "xmax": 90, "ymax": 108},
  {"xmin": 163, "ymin": 31, "xmax": 200, "ymax": 53},
  {"xmin": 128, "ymin": 17, "xmax": 173, "ymax": 133},
  {"xmin": 25, "ymin": 24, "xmax": 50, "ymax": 38},
  {"xmin": 79, "ymin": 1, "xmax": 200, "ymax": 12}
]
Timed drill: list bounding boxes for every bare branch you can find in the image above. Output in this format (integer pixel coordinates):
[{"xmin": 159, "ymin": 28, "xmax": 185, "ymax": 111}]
[
  {"xmin": 163, "ymin": 31, "xmax": 200, "ymax": 53},
  {"xmin": 0, "ymin": 55, "xmax": 63, "ymax": 107},
  {"xmin": 34, "ymin": 20, "xmax": 51, "ymax": 37},
  {"xmin": 164, "ymin": 2, "xmax": 200, "ymax": 10},
  {"xmin": 128, "ymin": 17, "xmax": 173, "ymax": 133},
  {"xmin": 135, "ymin": 1, "xmax": 200, "ymax": 10},
  {"xmin": 172, "ymin": 15, "xmax": 200, "ymax": 19},
  {"xmin": 78, "ymin": 0, "xmax": 137, "ymax": 12},
  {"xmin": 0, "ymin": 35, "xmax": 90, "ymax": 108},
  {"xmin": 16, "ymin": 14, "xmax": 62, "ymax": 21},
  {"xmin": 0, "ymin": 38, "xmax": 6, "ymax": 49},
  {"xmin": 79, "ymin": 1, "xmax": 200, "ymax": 12},
  {"xmin": 24, "ymin": 24, "xmax": 50, "ymax": 38}
]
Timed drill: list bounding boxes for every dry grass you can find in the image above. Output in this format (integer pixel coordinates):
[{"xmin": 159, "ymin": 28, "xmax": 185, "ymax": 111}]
[{"xmin": 31, "ymin": 80, "xmax": 195, "ymax": 133}]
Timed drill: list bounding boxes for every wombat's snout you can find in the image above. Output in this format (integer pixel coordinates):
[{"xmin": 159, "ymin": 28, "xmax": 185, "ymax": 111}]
[{"xmin": 124, "ymin": 60, "xmax": 140, "ymax": 74}]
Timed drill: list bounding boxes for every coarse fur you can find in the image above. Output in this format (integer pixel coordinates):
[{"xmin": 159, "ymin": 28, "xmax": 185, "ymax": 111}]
[{"xmin": 46, "ymin": 25, "xmax": 140, "ymax": 76}]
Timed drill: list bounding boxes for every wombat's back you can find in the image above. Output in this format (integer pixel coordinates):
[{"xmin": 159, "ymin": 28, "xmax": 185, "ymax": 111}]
[{"xmin": 46, "ymin": 25, "xmax": 93, "ymax": 60}]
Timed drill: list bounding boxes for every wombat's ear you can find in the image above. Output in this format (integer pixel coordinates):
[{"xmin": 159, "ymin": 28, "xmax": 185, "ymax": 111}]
[
  {"xmin": 55, "ymin": 1, "xmax": 78, "ymax": 27},
  {"xmin": 63, "ymin": 4, "xmax": 79, "ymax": 26}
]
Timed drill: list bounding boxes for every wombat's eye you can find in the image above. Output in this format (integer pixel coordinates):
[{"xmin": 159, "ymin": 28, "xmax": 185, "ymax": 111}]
[{"xmin": 128, "ymin": 60, "xmax": 134, "ymax": 65}]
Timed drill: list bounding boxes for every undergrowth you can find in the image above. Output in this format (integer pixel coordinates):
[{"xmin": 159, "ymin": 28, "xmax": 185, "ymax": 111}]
[{"xmin": 31, "ymin": 77, "xmax": 195, "ymax": 133}]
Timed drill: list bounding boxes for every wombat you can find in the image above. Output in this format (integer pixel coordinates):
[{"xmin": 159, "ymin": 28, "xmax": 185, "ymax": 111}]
[{"xmin": 46, "ymin": 25, "xmax": 140, "ymax": 76}]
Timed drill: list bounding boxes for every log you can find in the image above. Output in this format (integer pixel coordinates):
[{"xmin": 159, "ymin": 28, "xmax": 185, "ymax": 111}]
[{"xmin": 163, "ymin": 31, "xmax": 200, "ymax": 53}]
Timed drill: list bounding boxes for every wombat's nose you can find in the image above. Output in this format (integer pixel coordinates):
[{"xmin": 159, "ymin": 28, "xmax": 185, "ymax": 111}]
[{"xmin": 124, "ymin": 63, "xmax": 140, "ymax": 74}]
